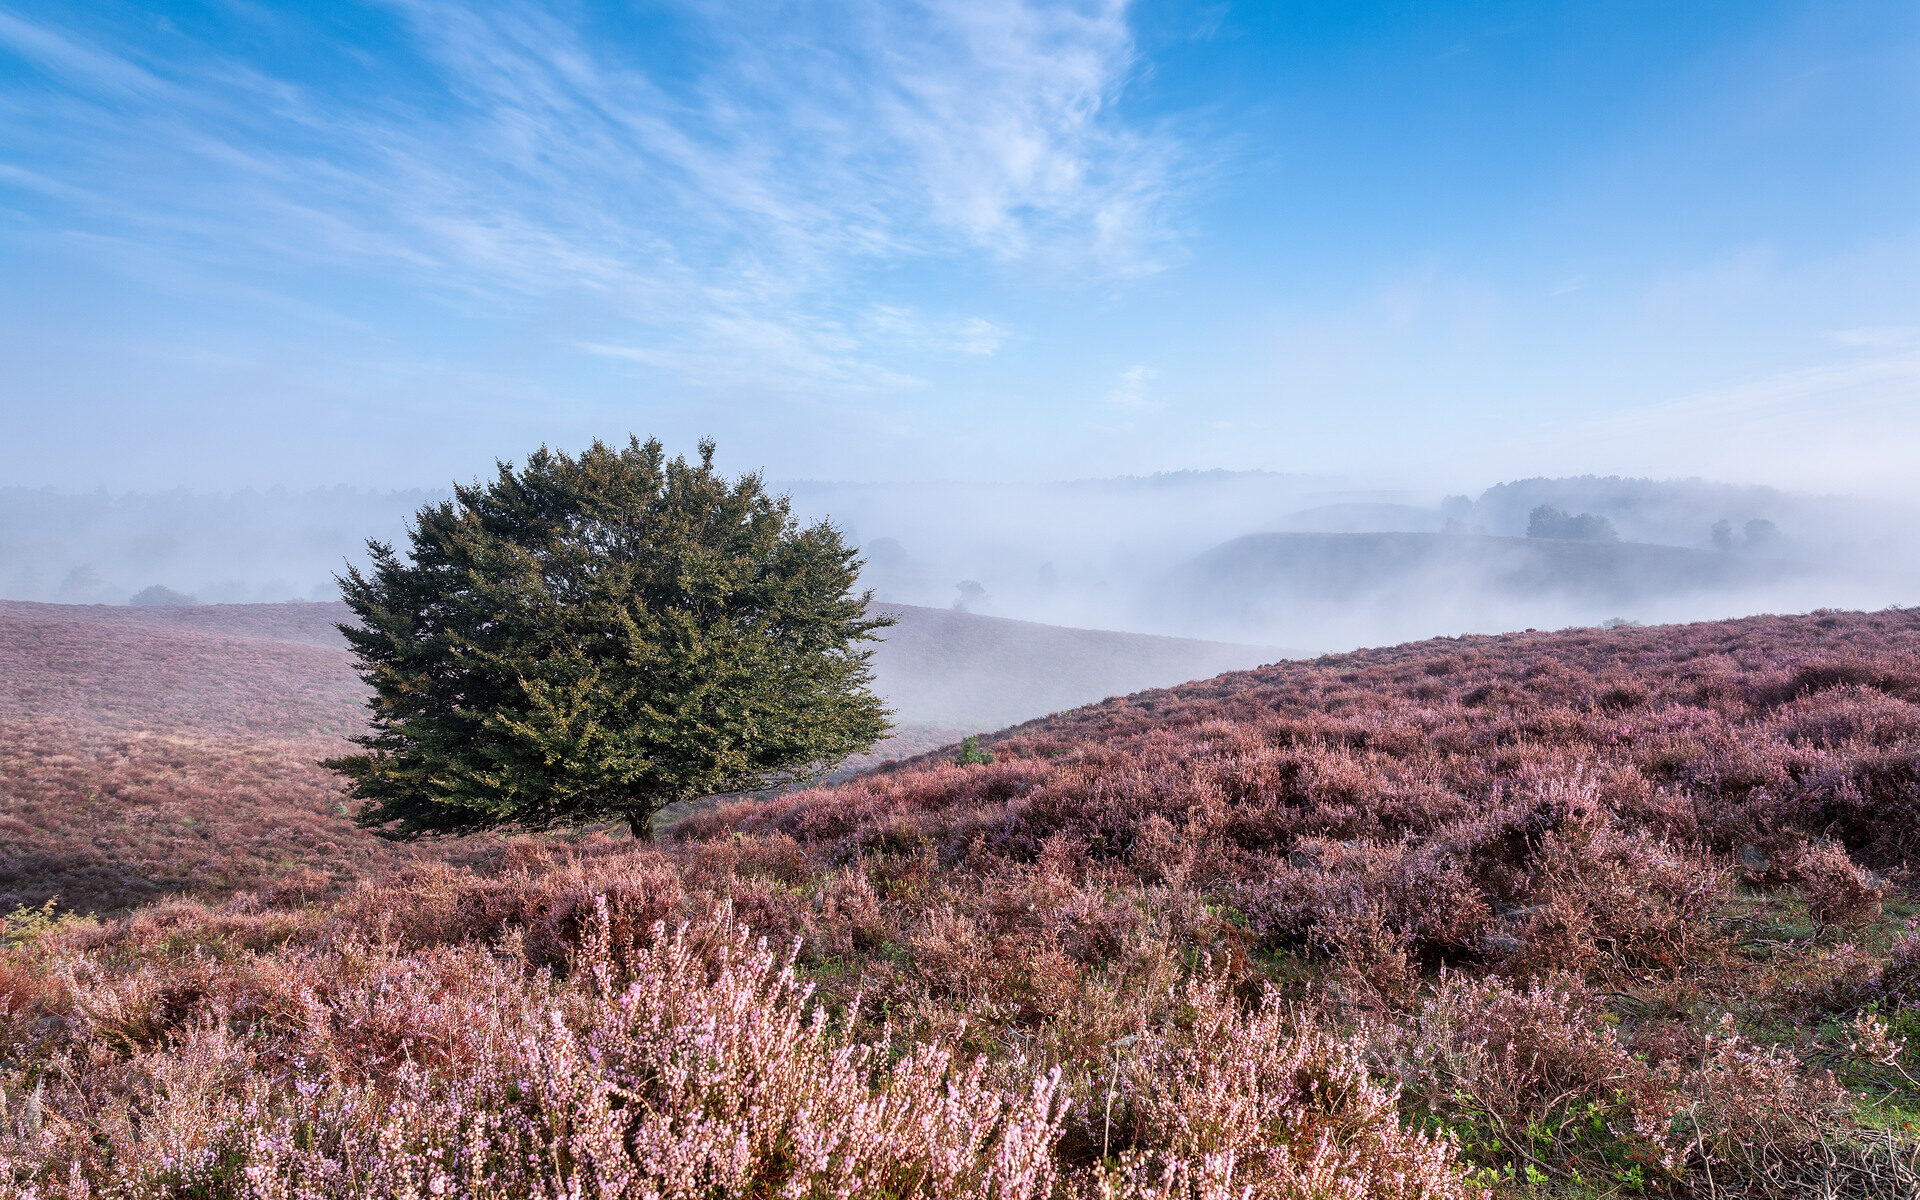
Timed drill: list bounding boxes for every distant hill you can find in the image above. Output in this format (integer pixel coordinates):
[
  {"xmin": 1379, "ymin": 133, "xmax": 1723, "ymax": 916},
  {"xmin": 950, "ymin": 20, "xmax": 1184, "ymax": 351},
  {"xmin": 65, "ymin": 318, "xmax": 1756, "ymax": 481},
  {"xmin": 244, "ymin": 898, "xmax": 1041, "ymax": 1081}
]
[
  {"xmin": 1469, "ymin": 475, "xmax": 1797, "ymax": 546},
  {"xmin": 1152, "ymin": 531, "xmax": 1790, "ymax": 642},
  {"xmin": 868, "ymin": 602, "xmax": 1284, "ymax": 728}
]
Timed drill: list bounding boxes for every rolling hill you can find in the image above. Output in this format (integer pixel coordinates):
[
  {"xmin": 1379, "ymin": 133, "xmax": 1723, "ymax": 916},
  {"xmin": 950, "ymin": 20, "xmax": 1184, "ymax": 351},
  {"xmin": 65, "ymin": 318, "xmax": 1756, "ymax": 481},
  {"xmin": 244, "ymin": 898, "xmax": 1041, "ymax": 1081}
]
[
  {"xmin": 1154, "ymin": 530, "xmax": 1792, "ymax": 643},
  {"xmin": 6, "ymin": 605, "xmax": 1918, "ymax": 1196},
  {"xmin": 867, "ymin": 602, "xmax": 1283, "ymax": 728},
  {"xmin": 0, "ymin": 598, "xmax": 1275, "ymax": 912}
]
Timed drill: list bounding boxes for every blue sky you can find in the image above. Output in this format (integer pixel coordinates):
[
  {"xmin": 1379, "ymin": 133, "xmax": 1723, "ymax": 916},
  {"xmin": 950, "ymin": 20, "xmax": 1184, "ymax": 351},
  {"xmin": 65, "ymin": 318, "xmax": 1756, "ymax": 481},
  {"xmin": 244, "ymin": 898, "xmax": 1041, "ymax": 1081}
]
[{"xmin": 2, "ymin": 0, "xmax": 1917, "ymax": 492}]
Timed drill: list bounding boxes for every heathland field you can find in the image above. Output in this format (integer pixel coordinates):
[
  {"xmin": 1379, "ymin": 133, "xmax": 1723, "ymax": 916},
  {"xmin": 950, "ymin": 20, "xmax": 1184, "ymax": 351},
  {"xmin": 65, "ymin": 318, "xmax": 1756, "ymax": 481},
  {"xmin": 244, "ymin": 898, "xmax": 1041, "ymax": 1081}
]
[
  {"xmin": 6, "ymin": 606, "xmax": 1920, "ymax": 1196},
  {"xmin": 0, "ymin": 599, "xmax": 1270, "ymax": 913}
]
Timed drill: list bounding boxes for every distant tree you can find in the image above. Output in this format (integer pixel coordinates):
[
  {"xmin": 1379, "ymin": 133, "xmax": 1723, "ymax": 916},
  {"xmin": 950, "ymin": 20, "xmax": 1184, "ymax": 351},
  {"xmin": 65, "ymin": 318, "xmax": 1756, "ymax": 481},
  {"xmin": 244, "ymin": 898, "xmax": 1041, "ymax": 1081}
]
[
  {"xmin": 1527, "ymin": 504, "xmax": 1617, "ymax": 541},
  {"xmin": 1563, "ymin": 512, "xmax": 1619, "ymax": 541},
  {"xmin": 326, "ymin": 437, "xmax": 894, "ymax": 841},
  {"xmin": 1526, "ymin": 504, "xmax": 1570, "ymax": 538},
  {"xmin": 863, "ymin": 537, "xmax": 910, "ymax": 570},
  {"xmin": 953, "ymin": 735, "xmax": 995, "ymax": 766},
  {"xmin": 128, "ymin": 584, "xmax": 197, "ymax": 606},
  {"xmin": 1710, "ymin": 519, "xmax": 1735, "ymax": 552},
  {"xmin": 1744, "ymin": 518, "xmax": 1781, "ymax": 551},
  {"xmin": 954, "ymin": 580, "xmax": 989, "ymax": 612},
  {"xmin": 56, "ymin": 565, "xmax": 103, "ymax": 602},
  {"xmin": 856, "ymin": 536, "xmax": 928, "ymax": 598}
]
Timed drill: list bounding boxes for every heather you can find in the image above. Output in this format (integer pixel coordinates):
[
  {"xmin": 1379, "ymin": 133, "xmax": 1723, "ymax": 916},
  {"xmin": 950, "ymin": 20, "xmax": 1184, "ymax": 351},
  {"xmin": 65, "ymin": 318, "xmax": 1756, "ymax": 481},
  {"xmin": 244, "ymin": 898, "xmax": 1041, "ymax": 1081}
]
[
  {"xmin": 0, "ymin": 603, "xmax": 958, "ymax": 913},
  {"xmin": 6, "ymin": 607, "xmax": 1920, "ymax": 1195}
]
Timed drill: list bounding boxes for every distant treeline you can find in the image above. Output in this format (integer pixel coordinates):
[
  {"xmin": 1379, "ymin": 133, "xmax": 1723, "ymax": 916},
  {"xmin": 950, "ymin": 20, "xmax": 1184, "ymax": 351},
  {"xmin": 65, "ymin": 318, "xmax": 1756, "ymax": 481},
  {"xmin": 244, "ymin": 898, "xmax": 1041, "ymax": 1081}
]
[{"xmin": 1466, "ymin": 475, "xmax": 1795, "ymax": 547}]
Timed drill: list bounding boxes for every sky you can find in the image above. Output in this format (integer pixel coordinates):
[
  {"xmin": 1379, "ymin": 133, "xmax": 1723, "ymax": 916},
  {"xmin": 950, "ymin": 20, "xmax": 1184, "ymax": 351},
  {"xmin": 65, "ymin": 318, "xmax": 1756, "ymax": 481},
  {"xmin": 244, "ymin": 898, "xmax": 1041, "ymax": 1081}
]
[{"xmin": 2, "ymin": 0, "xmax": 1917, "ymax": 494}]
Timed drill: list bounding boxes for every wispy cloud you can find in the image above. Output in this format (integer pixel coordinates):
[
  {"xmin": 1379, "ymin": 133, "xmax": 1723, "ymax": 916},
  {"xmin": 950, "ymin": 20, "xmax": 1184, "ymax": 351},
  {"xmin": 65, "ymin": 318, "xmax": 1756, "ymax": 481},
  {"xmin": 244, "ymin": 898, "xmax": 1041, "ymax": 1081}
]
[
  {"xmin": 1105, "ymin": 363, "xmax": 1160, "ymax": 411},
  {"xmin": 1834, "ymin": 326, "xmax": 1919, "ymax": 350},
  {"xmin": 0, "ymin": 1, "xmax": 1181, "ymax": 394}
]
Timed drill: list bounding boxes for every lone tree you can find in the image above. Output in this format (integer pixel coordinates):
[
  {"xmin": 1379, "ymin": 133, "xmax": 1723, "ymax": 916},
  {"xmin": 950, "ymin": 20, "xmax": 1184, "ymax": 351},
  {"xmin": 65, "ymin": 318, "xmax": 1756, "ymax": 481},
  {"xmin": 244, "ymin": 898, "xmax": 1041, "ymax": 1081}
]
[{"xmin": 325, "ymin": 437, "xmax": 893, "ymax": 840}]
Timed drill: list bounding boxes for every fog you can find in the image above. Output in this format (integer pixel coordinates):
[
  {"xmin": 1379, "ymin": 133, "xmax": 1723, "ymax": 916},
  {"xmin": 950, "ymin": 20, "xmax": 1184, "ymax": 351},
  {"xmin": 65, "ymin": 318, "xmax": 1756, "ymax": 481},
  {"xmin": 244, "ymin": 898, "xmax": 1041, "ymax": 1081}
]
[
  {"xmin": 4, "ymin": 470, "xmax": 1917, "ymax": 658},
  {"xmin": 786, "ymin": 472, "xmax": 1920, "ymax": 653}
]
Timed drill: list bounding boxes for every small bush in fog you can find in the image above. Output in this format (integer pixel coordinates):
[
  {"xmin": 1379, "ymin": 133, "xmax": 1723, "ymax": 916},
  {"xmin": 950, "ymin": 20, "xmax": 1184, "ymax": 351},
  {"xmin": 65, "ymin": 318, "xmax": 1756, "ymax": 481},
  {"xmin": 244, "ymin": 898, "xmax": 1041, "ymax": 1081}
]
[{"xmin": 127, "ymin": 584, "xmax": 196, "ymax": 606}]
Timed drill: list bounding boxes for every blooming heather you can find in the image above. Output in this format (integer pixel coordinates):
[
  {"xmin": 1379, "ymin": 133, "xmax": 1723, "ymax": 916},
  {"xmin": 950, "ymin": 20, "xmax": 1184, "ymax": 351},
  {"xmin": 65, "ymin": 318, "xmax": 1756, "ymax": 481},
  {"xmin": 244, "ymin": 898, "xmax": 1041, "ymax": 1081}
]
[{"xmin": 8, "ymin": 606, "xmax": 1920, "ymax": 1194}]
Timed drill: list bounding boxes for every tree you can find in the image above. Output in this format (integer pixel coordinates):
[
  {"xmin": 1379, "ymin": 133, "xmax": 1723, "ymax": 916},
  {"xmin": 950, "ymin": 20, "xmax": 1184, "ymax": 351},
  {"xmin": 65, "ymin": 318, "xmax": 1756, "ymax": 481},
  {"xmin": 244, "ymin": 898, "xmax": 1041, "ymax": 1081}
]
[
  {"xmin": 1563, "ymin": 511, "xmax": 1619, "ymax": 542},
  {"xmin": 1527, "ymin": 504, "xmax": 1618, "ymax": 542},
  {"xmin": 953, "ymin": 579, "xmax": 988, "ymax": 612},
  {"xmin": 325, "ymin": 437, "xmax": 894, "ymax": 841},
  {"xmin": 1526, "ymin": 504, "xmax": 1570, "ymax": 538},
  {"xmin": 1710, "ymin": 519, "xmax": 1735, "ymax": 552}
]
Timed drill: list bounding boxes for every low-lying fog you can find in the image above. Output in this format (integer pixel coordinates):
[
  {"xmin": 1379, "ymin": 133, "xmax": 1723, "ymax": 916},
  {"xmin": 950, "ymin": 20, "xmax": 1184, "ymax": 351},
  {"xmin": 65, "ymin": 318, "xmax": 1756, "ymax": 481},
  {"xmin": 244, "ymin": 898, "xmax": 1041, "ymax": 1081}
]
[{"xmin": 4, "ymin": 471, "xmax": 1916, "ymax": 656}]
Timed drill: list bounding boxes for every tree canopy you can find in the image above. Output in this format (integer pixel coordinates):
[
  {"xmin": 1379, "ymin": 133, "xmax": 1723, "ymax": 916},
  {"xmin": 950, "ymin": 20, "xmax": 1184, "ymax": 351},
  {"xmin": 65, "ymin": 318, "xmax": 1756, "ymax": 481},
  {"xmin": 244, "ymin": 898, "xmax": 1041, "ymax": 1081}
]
[
  {"xmin": 1525, "ymin": 504, "xmax": 1619, "ymax": 542},
  {"xmin": 325, "ymin": 436, "xmax": 893, "ymax": 840}
]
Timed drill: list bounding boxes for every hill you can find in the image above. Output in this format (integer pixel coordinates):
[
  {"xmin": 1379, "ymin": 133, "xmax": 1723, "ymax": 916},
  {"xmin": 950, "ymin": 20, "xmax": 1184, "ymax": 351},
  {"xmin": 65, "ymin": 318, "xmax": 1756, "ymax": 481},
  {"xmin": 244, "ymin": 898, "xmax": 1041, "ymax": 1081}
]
[
  {"xmin": 0, "ymin": 601, "xmax": 479, "ymax": 913},
  {"xmin": 868, "ymin": 602, "xmax": 1282, "ymax": 728},
  {"xmin": 5, "ymin": 607, "xmax": 1919, "ymax": 1196},
  {"xmin": 1155, "ymin": 530, "xmax": 1788, "ymax": 643},
  {"xmin": 0, "ymin": 599, "xmax": 1272, "ymax": 912},
  {"xmin": 1469, "ymin": 474, "xmax": 1795, "ymax": 545}
]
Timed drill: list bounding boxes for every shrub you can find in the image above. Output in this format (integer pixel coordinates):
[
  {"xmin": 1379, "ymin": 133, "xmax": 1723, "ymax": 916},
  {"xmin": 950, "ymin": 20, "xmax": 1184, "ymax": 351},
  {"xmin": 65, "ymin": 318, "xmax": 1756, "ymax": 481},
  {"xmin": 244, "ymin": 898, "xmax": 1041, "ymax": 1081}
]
[
  {"xmin": 957, "ymin": 734, "xmax": 998, "ymax": 766},
  {"xmin": 1089, "ymin": 975, "xmax": 1479, "ymax": 1199},
  {"xmin": 13, "ymin": 600, "xmax": 1920, "ymax": 1194},
  {"xmin": 1781, "ymin": 841, "xmax": 1883, "ymax": 925},
  {"xmin": 1363, "ymin": 974, "xmax": 1685, "ymax": 1180},
  {"xmin": 127, "ymin": 584, "xmax": 197, "ymax": 607}
]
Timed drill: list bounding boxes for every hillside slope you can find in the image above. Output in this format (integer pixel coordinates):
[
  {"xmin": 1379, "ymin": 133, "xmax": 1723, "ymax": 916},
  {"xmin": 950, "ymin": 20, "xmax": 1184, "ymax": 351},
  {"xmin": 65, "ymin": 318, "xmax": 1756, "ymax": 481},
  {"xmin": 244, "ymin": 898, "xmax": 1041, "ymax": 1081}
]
[
  {"xmin": 867, "ymin": 601, "xmax": 1282, "ymax": 727},
  {"xmin": 7, "ymin": 607, "xmax": 1919, "ymax": 1197},
  {"xmin": 0, "ymin": 602, "xmax": 478, "ymax": 913},
  {"xmin": 0, "ymin": 599, "xmax": 1273, "ymax": 911},
  {"xmin": 1, "ymin": 598, "xmax": 1277, "ymax": 729},
  {"xmin": 1155, "ymin": 530, "xmax": 1791, "ymax": 642}
]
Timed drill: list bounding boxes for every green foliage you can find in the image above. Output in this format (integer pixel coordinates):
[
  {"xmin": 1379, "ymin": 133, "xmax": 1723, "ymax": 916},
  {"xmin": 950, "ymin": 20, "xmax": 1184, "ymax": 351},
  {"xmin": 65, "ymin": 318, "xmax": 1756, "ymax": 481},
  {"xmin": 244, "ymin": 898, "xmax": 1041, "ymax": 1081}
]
[
  {"xmin": 325, "ymin": 436, "xmax": 894, "ymax": 840},
  {"xmin": 1, "ymin": 898, "xmax": 96, "ymax": 947},
  {"xmin": 953, "ymin": 735, "xmax": 995, "ymax": 766}
]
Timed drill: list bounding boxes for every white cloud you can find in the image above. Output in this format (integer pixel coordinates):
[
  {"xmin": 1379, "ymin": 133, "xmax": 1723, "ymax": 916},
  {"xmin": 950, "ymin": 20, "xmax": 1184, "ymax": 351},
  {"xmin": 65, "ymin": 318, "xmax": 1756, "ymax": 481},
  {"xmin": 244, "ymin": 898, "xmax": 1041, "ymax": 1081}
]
[
  {"xmin": 0, "ymin": 2, "xmax": 1181, "ymax": 393},
  {"xmin": 863, "ymin": 308, "xmax": 1008, "ymax": 355},
  {"xmin": 1105, "ymin": 363, "xmax": 1160, "ymax": 411},
  {"xmin": 1834, "ymin": 326, "xmax": 1919, "ymax": 349}
]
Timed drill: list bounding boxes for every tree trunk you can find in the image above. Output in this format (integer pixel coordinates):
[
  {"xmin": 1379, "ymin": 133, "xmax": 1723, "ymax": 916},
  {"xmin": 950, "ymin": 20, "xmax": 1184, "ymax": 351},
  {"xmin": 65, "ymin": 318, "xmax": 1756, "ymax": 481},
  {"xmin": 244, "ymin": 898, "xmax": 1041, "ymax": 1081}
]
[{"xmin": 628, "ymin": 810, "xmax": 655, "ymax": 841}]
